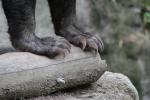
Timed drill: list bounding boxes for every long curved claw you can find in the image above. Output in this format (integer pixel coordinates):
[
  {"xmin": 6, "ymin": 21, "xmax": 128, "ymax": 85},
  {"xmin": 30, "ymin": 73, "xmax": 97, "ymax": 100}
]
[
  {"xmin": 73, "ymin": 36, "xmax": 87, "ymax": 50},
  {"xmin": 92, "ymin": 36, "xmax": 104, "ymax": 52},
  {"xmin": 52, "ymin": 47, "xmax": 68, "ymax": 58},
  {"xmin": 79, "ymin": 37, "xmax": 87, "ymax": 50},
  {"xmin": 41, "ymin": 37, "xmax": 71, "ymax": 58},
  {"xmin": 87, "ymin": 39, "xmax": 98, "ymax": 55},
  {"xmin": 58, "ymin": 27, "xmax": 104, "ymax": 54}
]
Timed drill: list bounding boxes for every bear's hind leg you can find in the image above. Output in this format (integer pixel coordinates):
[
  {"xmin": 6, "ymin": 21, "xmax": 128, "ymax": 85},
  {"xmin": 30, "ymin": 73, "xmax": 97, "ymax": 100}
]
[
  {"xmin": 49, "ymin": 0, "xmax": 104, "ymax": 53},
  {"xmin": 2, "ymin": 0, "xmax": 70, "ymax": 58}
]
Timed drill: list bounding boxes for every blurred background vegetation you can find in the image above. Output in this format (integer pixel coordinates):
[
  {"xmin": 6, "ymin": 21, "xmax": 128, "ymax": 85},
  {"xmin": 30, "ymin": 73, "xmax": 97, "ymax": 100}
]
[{"xmin": 84, "ymin": 0, "xmax": 150, "ymax": 100}]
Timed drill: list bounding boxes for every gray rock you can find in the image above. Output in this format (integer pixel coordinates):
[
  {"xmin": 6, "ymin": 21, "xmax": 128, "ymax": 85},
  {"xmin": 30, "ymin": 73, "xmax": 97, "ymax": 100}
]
[
  {"xmin": 28, "ymin": 71, "xmax": 139, "ymax": 100},
  {"xmin": 95, "ymin": 71, "xmax": 139, "ymax": 100},
  {"xmin": 0, "ymin": 46, "xmax": 106, "ymax": 99}
]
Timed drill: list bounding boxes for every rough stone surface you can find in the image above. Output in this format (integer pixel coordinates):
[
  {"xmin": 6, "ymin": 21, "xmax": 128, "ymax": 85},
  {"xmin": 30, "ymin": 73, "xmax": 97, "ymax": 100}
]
[
  {"xmin": 0, "ymin": 46, "xmax": 106, "ymax": 99},
  {"xmin": 28, "ymin": 71, "xmax": 139, "ymax": 100}
]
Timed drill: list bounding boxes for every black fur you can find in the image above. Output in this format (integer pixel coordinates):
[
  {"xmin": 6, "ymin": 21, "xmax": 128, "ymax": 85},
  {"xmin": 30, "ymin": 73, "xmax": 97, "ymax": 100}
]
[{"xmin": 1, "ymin": 0, "xmax": 104, "ymax": 58}]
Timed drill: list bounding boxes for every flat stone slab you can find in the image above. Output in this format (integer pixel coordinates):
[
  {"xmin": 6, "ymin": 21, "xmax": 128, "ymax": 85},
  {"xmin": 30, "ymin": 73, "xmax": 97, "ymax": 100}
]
[
  {"xmin": 0, "ymin": 46, "xmax": 107, "ymax": 99},
  {"xmin": 28, "ymin": 72, "xmax": 139, "ymax": 100}
]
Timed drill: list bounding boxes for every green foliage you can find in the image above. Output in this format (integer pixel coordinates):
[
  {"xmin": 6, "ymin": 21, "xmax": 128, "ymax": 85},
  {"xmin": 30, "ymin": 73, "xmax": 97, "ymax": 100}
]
[
  {"xmin": 144, "ymin": 12, "xmax": 150, "ymax": 24},
  {"xmin": 123, "ymin": 44, "xmax": 138, "ymax": 59},
  {"xmin": 141, "ymin": 0, "xmax": 150, "ymax": 7},
  {"xmin": 142, "ymin": 0, "xmax": 150, "ymax": 7},
  {"xmin": 142, "ymin": 0, "xmax": 150, "ymax": 24}
]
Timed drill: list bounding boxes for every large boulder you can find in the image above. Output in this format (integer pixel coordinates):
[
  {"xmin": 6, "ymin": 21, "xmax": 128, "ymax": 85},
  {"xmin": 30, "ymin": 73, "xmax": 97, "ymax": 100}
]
[{"xmin": 28, "ymin": 71, "xmax": 139, "ymax": 100}]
